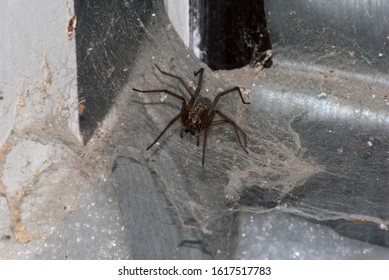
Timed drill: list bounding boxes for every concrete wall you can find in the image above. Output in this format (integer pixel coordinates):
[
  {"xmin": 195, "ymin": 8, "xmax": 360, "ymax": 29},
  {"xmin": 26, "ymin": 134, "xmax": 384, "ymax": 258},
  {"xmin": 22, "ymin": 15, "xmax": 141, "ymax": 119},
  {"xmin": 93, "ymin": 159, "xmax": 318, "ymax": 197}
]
[
  {"xmin": 0, "ymin": 1, "xmax": 79, "ymax": 145},
  {"xmin": 0, "ymin": 1, "xmax": 79, "ymax": 245}
]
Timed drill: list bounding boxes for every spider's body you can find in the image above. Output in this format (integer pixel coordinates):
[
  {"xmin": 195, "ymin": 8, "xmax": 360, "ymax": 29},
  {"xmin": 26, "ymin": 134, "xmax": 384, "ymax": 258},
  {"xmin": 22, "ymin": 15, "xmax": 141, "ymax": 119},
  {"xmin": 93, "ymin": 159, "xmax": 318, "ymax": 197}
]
[
  {"xmin": 133, "ymin": 64, "xmax": 249, "ymax": 166},
  {"xmin": 182, "ymin": 97, "xmax": 211, "ymax": 136}
]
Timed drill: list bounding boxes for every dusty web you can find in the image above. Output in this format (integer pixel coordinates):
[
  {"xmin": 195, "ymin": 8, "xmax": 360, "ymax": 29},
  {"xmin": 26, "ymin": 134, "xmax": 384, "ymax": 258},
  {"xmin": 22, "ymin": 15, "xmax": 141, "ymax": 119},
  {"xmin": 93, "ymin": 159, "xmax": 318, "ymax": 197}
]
[{"xmin": 103, "ymin": 9, "xmax": 322, "ymax": 256}]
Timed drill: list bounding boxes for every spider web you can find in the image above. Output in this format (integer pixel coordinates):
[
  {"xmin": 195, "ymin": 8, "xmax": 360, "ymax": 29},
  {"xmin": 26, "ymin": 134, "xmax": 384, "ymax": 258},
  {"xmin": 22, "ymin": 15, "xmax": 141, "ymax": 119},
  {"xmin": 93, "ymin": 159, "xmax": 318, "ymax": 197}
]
[
  {"xmin": 107, "ymin": 1, "xmax": 389, "ymax": 259},
  {"xmin": 2, "ymin": 0, "xmax": 389, "ymax": 260},
  {"xmin": 104, "ymin": 6, "xmax": 320, "ymax": 258}
]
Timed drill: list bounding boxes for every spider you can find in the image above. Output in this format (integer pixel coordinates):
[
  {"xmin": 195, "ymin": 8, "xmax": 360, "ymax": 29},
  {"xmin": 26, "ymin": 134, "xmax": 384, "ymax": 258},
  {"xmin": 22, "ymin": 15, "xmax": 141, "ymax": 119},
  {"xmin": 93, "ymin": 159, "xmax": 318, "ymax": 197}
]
[{"xmin": 133, "ymin": 64, "xmax": 250, "ymax": 166}]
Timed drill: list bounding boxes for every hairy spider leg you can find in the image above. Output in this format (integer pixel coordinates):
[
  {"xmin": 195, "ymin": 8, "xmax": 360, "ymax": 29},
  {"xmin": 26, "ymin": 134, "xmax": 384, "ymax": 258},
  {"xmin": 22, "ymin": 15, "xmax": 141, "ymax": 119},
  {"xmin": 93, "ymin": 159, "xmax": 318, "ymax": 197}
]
[
  {"xmin": 209, "ymin": 86, "xmax": 250, "ymax": 113},
  {"xmin": 212, "ymin": 110, "xmax": 248, "ymax": 153},
  {"xmin": 154, "ymin": 64, "xmax": 194, "ymax": 98},
  {"xmin": 200, "ymin": 86, "xmax": 250, "ymax": 165},
  {"xmin": 146, "ymin": 112, "xmax": 183, "ymax": 150},
  {"xmin": 201, "ymin": 108, "xmax": 249, "ymax": 166},
  {"xmin": 202, "ymin": 114, "xmax": 213, "ymax": 166},
  {"xmin": 153, "ymin": 65, "xmax": 204, "ymax": 111},
  {"xmin": 132, "ymin": 88, "xmax": 187, "ymax": 107},
  {"xmin": 191, "ymin": 68, "xmax": 204, "ymax": 103},
  {"xmin": 132, "ymin": 88, "xmax": 187, "ymax": 150}
]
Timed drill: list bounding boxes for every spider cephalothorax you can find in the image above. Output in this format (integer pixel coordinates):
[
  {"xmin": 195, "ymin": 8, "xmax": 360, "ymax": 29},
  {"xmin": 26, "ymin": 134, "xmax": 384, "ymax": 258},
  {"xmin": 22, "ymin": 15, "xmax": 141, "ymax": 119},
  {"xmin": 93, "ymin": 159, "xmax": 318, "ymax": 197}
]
[{"xmin": 133, "ymin": 64, "xmax": 249, "ymax": 166}]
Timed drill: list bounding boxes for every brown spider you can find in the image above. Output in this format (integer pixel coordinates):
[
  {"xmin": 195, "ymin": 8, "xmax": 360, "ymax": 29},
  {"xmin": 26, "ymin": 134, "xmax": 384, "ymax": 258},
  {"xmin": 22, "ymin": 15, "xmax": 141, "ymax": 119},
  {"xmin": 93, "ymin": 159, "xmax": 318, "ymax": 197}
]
[{"xmin": 133, "ymin": 64, "xmax": 250, "ymax": 166}]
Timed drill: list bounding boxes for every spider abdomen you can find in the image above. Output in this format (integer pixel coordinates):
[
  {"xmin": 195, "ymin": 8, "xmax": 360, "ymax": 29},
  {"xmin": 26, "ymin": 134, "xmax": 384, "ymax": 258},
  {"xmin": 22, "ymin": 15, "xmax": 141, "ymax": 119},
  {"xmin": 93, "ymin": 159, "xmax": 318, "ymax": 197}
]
[{"xmin": 183, "ymin": 97, "xmax": 212, "ymax": 135}]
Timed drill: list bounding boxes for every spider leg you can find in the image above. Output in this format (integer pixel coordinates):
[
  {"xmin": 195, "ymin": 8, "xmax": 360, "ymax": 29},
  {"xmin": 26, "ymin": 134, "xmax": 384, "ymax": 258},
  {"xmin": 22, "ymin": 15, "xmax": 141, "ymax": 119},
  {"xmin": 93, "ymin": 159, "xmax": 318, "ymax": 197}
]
[
  {"xmin": 210, "ymin": 86, "xmax": 250, "ymax": 112},
  {"xmin": 154, "ymin": 64, "xmax": 194, "ymax": 98},
  {"xmin": 202, "ymin": 112, "xmax": 215, "ymax": 166},
  {"xmin": 133, "ymin": 88, "xmax": 187, "ymax": 106},
  {"xmin": 212, "ymin": 110, "xmax": 249, "ymax": 154},
  {"xmin": 133, "ymin": 88, "xmax": 187, "ymax": 114},
  {"xmin": 211, "ymin": 119, "xmax": 247, "ymax": 148},
  {"xmin": 147, "ymin": 112, "xmax": 182, "ymax": 150},
  {"xmin": 192, "ymin": 68, "xmax": 204, "ymax": 102}
]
